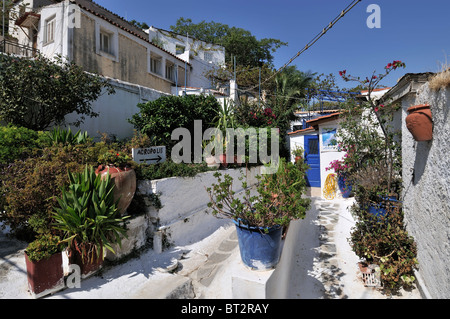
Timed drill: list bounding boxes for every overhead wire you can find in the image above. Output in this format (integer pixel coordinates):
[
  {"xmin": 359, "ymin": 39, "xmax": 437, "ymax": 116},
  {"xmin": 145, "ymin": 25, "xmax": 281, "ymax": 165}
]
[{"xmin": 238, "ymin": 0, "xmax": 363, "ymax": 94}]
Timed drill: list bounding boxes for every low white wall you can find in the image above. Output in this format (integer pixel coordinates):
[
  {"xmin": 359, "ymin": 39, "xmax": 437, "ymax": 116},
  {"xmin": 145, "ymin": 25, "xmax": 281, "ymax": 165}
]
[
  {"xmin": 107, "ymin": 166, "xmax": 262, "ymax": 259},
  {"xmin": 65, "ymin": 77, "xmax": 168, "ymax": 140},
  {"xmin": 138, "ymin": 166, "xmax": 262, "ymax": 247}
]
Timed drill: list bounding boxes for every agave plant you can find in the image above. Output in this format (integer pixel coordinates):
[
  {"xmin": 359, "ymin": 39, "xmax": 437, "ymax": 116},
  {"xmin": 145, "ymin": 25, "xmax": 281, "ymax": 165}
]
[
  {"xmin": 53, "ymin": 166, "xmax": 129, "ymax": 263},
  {"xmin": 48, "ymin": 127, "xmax": 89, "ymax": 145}
]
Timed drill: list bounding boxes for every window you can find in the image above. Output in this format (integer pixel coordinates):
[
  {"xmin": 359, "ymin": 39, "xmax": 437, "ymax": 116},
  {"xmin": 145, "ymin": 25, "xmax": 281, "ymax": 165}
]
[
  {"xmin": 150, "ymin": 55, "xmax": 161, "ymax": 75},
  {"xmin": 175, "ymin": 45, "xmax": 185, "ymax": 55},
  {"xmin": 44, "ymin": 15, "xmax": 55, "ymax": 45},
  {"xmin": 99, "ymin": 30, "xmax": 112, "ymax": 55},
  {"xmin": 204, "ymin": 52, "xmax": 213, "ymax": 63},
  {"xmin": 166, "ymin": 63, "xmax": 175, "ymax": 82},
  {"xmin": 95, "ymin": 22, "xmax": 118, "ymax": 61}
]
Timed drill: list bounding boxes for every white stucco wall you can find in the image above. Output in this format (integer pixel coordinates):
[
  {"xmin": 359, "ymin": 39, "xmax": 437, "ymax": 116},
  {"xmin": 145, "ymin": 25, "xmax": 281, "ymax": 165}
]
[
  {"xmin": 64, "ymin": 76, "xmax": 168, "ymax": 140},
  {"xmin": 401, "ymin": 82, "xmax": 450, "ymax": 299},
  {"xmin": 318, "ymin": 121, "xmax": 346, "ymax": 198}
]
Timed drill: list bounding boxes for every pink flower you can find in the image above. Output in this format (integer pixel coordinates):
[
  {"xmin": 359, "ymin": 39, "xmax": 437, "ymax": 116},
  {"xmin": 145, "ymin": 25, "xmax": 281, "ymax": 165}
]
[{"xmin": 374, "ymin": 106, "xmax": 379, "ymax": 112}]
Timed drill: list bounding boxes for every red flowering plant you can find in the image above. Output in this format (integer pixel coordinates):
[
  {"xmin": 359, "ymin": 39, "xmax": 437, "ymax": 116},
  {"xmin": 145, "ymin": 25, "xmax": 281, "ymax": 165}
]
[
  {"xmin": 98, "ymin": 150, "xmax": 132, "ymax": 168},
  {"xmin": 337, "ymin": 60, "xmax": 405, "ymax": 198}
]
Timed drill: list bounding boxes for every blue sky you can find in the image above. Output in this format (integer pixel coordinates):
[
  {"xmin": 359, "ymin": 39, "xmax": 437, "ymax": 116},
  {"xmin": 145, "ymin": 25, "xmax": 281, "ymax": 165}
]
[{"xmin": 94, "ymin": 0, "xmax": 450, "ymax": 90}]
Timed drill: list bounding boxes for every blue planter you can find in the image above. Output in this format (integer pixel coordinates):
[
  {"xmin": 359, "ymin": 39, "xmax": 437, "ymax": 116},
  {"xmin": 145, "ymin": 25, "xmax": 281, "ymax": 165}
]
[
  {"xmin": 338, "ymin": 175, "xmax": 352, "ymax": 198},
  {"xmin": 367, "ymin": 196, "xmax": 400, "ymax": 220},
  {"xmin": 232, "ymin": 220, "xmax": 283, "ymax": 270}
]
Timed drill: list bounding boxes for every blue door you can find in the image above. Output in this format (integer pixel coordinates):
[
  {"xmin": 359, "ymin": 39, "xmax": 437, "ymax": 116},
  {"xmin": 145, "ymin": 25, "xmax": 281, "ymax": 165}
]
[{"xmin": 304, "ymin": 135, "xmax": 320, "ymax": 187}]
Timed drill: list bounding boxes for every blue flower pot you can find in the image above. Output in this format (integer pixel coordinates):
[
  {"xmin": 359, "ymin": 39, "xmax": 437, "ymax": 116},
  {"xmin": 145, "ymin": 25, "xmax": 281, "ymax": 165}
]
[
  {"xmin": 367, "ymin": 196, "xmax": 400, "ymax": 221},
  {"xmin": 338, "ymin": 175, "xmax": 352, "ymax": 198},
  {"xmin": 232, "ymin": 220, "xmax": 283, "ymax": 270}
]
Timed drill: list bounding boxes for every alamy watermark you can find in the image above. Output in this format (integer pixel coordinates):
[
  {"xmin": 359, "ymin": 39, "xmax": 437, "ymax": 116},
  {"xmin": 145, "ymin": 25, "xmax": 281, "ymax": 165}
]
[
  {"xmin": 366, "ymin": 4, "xmax": 381, "ymax": 29},
  {"xmin": 68, "ymin": 4, "xmax": 81, "ymax": 29},
  {"xmin": 171, "ymin": 120, "xmax": 280, "ymax": 174}
]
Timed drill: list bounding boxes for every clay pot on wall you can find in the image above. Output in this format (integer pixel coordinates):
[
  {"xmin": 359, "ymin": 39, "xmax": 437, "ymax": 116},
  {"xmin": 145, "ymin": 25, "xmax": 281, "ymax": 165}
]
[
  {"xmin": 405, "ymin": 104, "xmax": 433, "ymax": 141},
  {"xmin": 95, "ymin": 165, "xmax": 136, "ymax": 215}
]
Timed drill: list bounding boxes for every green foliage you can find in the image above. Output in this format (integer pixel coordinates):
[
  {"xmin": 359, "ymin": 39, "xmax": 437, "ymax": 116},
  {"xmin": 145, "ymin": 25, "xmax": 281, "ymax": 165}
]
[
  {"xmin": 349, "ymin": 203, "xmax": 418, "ymax": 293},
  {"xmin": 0, "ymin": 125, "xmax": 49, "ymax": 164},
  {"xmin": 25, "ymin": 233, "xmax": 65, "ymax": 262},
  {"xmin": 53, "ymin": 166, "xmax": 129, "ymax": 263},
  {"xmin": 0, "ymin": 143, "xmax": 107, "ymax": 240},
  {"xmin": 47, "ymin": 127, "xmax": 90, "ymax": 146},
  {"xmin": 98, "ymin": 150, "xmax": 132, "ymax": 167},
  {"xmin": 206, "ymin": 158, "xmax": 310, "ymax": 229},
  {"xmin": 128, "ymin": 95, "xmax": 220, "ymax": 155},
  {"xmin": 170, "ymin": 17, "xmax": 287, "ymax": 67},
  {"xmin": 135, "ymin": 159, "xmax": 213, "ymax": 180},
  {"xmin": 0, "ymin": 54, "xmax": 115, "ymax": 130}
]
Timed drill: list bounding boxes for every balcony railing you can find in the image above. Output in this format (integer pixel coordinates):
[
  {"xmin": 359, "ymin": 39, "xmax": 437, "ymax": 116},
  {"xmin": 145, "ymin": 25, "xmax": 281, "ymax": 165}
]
[{"xmin": 0, "ymin": 39, "xmax": 38, "ymax": 58}]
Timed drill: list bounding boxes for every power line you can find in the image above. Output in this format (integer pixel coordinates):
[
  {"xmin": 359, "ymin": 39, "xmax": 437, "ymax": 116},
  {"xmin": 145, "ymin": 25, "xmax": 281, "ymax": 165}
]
[{"xmin": 240, "ymin": 0, "xmax": 362, "ymax": 93}]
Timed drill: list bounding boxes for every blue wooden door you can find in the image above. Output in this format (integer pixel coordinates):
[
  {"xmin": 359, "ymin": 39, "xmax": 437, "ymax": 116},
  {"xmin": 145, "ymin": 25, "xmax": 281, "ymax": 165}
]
[{"xmin": 304, "ymin": 135, "xmax": 321, "ymax": 187}]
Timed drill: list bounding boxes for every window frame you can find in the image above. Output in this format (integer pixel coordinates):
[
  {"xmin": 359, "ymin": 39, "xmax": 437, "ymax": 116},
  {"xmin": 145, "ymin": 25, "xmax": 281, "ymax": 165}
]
[{"xmin": 43, "ymin": 15, "xmax": 56, "ymax": 45}]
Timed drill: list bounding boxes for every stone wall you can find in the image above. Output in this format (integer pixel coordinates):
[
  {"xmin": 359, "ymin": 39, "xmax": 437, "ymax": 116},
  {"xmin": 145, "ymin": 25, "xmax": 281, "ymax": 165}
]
[{"xmin": 401, "ymin": 82, "xmax": 450, "ymax": 298}]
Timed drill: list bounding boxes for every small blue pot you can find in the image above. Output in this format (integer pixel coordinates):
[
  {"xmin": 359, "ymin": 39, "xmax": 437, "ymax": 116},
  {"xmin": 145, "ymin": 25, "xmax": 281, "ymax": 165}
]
[
  {"xmin": 338, "ymin": 175, "xmax": 352, "ymax": 198},
  {"xmin": 232, "ymin": 219, "xmax": 283, "ymax": 271},
  {"xmin": 367, "ymin": 196, "xmax": 400, "ymax": 220}
]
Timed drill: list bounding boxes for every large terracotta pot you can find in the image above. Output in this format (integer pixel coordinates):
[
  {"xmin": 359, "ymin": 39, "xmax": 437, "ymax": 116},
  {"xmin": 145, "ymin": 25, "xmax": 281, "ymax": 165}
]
[
  {"xmin": 95, "ymin": 165, "xmax": 136, "ymax": 215},
  {"xmin": 25, "ymin": 252, "xmax": 64, "ymax": 298},
  {"xmin": 406, "ymin": 104, "xmax": 433, "ymax": 141}
]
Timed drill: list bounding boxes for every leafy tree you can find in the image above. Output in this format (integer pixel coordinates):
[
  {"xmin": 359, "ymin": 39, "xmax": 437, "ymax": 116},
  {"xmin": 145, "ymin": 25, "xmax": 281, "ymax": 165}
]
[
  {"xmin": 128, "ymin": 94, "xmax": 221, "ymax": 156},
  {"xmin": 0, "ymin": 54, "xmax": 115, "ymax": 130},
  {"xmin": 170, "ymin": 17, "xmax": 287, "ymax": 67}
]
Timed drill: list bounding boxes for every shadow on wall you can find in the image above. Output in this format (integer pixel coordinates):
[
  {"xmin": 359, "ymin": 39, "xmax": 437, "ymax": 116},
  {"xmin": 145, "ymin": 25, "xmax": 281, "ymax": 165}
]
[{"xmin": 412, "ymin": 140, "xmax": 431, "ymax": 185}]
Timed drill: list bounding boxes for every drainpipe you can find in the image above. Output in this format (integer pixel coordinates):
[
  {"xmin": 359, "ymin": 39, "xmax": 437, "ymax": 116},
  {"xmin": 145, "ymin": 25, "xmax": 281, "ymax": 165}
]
[{"xmin": 61, "ymin": 0, "xmax": 65, "ymax": 57}]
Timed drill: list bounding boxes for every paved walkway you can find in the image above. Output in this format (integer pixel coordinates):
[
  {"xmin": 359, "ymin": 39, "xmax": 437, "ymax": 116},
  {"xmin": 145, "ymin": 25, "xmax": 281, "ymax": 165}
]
[{"xmin": 0, "ymin": 197, "xmax": 422, "ymax": 299}]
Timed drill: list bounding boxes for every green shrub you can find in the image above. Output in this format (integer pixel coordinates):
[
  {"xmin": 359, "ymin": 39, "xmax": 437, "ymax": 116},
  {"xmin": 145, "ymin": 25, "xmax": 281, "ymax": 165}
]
[
  {"xmin": 0, "ymin": 143, "xmax": 108, "ymax": 240},
  {"xmin": 128, "ymin": 95, "xmax": 220, "ymax": 156},
  {"xmin": 0, "ymin": 54, "xmax": 114, "ymax": 130},
  {"xmin": 0, "ymin": 125, "xmax": 49, "ymax": 164},
  {"xmin": 349, "ymin": 203, "xmax": 418, "ymax": 293},
  {"xmin": 47, "ymin": 127, "xmax": 90, "ymax": 145},
  {"xmin": 53, "ymin": 166, "xmax": 129, "ymax": 262},
  {"xmin": 135, "ymin": 159, "xmax": 214, "ymax": 180},
  {"xmin": 25, "ymin": 233, "xmax": 65, "ymax": 262}
]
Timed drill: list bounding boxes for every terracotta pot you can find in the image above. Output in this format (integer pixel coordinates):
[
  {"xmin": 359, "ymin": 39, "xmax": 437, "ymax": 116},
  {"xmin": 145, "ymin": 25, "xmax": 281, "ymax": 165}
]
[
  {"xmin": 68, "ymin": 241, "xmax": 103, "ymax": 278},
  {"xmin": 25, "ymin": 251, "xmax": 64, "ymax": 298},
  {"xmin": 294, "ymin": 156, "xmax": 302, "ymax": 163},
  {"xmin": 205, "ymin": 155, "xmax": 220, "ymax": 168},
  {"xmin": 218, "ymin": 154, "xmax": 228, "ymax": 168},
  {"xmin": 218, "ymin": 154, "xmax": 242, "ymax": 168},
  {"xmin": 406, "ymin": 104, "xmax": 433, "ymax": 141},
  {"xmin": 95, "ymin": 165, "xmax": 136, "ymax": 215}
]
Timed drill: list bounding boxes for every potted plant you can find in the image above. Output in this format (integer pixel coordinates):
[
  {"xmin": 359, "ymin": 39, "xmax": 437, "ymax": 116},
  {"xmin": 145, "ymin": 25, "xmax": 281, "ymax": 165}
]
[
  {"xmin": 53, "ymin": 166, "xmax": 129, "ymax": 278},
  {"xmin": 96, "ymin": 150, "xmax": 136, "ymax": 215},
  {"xmin": 291, "ymin": 146, "xmax": 304, "ymax": 164},
  {"xmin": 24, "ymin": 233, "xmax": 65, "ymax": 298},
  {"xmin": 405, "ymin": 104, "xmax": 433, "ymax": 141},
  {"xmin": 206, "ymin": 158, "xmax": 310, "ymax": 270},
  {"xmin": 326, "ymin": 156, "xmax": 353, "ymax": 198}
]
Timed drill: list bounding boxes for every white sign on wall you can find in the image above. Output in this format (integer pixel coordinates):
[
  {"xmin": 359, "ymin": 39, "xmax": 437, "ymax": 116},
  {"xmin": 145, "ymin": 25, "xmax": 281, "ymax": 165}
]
[{"xmin": 132, "ymin": 146, "xmax": 166, "ymax": 164}]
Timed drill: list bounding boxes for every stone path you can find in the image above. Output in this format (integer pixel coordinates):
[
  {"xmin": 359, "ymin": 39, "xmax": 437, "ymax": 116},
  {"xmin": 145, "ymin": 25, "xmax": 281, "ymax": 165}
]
[{"xmin": 311, "ymin": 200, "xmax": 347, "ymax": 298}]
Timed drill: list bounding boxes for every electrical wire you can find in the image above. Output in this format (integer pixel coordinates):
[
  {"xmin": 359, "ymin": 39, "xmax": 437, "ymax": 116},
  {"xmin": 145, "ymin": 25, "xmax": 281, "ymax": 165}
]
[{"xmin": 239, "ymin": 0, "xmax": 362, "ymax": 94}]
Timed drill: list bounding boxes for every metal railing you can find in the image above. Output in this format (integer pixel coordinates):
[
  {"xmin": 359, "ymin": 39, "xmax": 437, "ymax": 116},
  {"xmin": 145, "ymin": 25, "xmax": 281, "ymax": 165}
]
[{"xmin": 0, "ymin": 39, "xmax": 38, "ymax": 58}]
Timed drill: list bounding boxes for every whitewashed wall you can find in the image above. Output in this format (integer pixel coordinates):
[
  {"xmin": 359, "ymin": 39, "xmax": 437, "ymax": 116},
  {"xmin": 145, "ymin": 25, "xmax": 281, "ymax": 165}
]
[
  {"xmin": 318, "ymin": 121, "xmax": 346, "ymax": 197},
  {"xmin": 64, "ymin": 76, "xmax": 168, "ymax": 140},
  {"xmin": 401, "ymin": 82, "xmax": 450, "ymax": 299}
]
